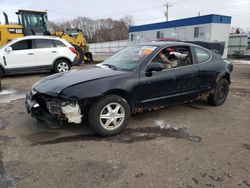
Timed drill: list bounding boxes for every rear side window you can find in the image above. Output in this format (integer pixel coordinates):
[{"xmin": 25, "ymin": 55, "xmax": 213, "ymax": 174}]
[
  {"xmin": 54, "ymin": 40, "xmax": 66, "ymax": 47},
  {"xmin": 35, "ymin": 39, "xmax": 54, "ymax": 48},
  {"xmin": 11, "ymin": 40, "xmax": 32, "ymax": 50},
  {"xmin": 195, "ymin": 47, "xmax": 211, "ymax": 63}
]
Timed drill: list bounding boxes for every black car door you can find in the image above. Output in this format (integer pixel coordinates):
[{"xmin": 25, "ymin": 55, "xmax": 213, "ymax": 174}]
[
  {"xmin": 193, "ymin": 46, "xmax": 217, "ymax": 91},
  {"xmin": 136, "ymin": 45, "xmax": 200, "ymax": 109}
]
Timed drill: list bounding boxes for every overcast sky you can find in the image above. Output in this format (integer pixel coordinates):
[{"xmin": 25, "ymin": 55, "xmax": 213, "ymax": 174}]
[{"xmin": 0, "ymin": 0, "xmax": 250, "ymax": 30}]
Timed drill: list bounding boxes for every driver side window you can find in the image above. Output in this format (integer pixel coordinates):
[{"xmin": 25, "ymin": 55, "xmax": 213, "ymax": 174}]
[
  {"xmin": 152, "ymin": 46, "xmax": 192, "ymax": 69},
  {"xmin": 11, "ymin": 40, "xmax": 33, "ymax": 51}
]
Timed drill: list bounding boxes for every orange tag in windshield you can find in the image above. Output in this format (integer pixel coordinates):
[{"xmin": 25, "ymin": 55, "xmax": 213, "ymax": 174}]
[{"xmin": 142, "ymin": 48, "xmax": 154, "ymax": 55}]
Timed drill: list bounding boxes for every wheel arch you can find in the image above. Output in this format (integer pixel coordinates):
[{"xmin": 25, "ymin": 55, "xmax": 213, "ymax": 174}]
[
  {"xmin": 217, "ymin": 72, "xmax": 231, "ymax": 84},
  {"xmin": 103, "ymin": 89, "xmax": 134, "ymax": 111},
  {"xmin": 52, "ymin": 57, "xmax": 73, "ymax": 68},
  {"xmin": 222, "ymin": 73, "xmax": 231, "ymax": 84}
]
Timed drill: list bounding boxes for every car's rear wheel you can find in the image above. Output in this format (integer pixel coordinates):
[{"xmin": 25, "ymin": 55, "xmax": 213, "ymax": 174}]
[
  {"xmin": 54, "ymin": 59, "xmax": 70, "ymax": 73},
  {"xmin": 88, "ymin": 95, "xmax": 130, "ymax": 136},
  {"xmin": 208, "ymin": 78, "xmax": 229, "ymax": 106}
]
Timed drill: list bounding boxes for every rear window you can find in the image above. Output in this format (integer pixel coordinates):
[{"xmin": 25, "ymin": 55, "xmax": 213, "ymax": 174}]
[
  {"xmin": 195, "ymin": 47, "xmax": 211, "ymax": 63},
  {"xmin": 54, "ymin": 40, "xmax": 67, "ymax": 47},
  {"xmin": 35, "ymin": 39, "xmax": 54, "ymax": 48}
]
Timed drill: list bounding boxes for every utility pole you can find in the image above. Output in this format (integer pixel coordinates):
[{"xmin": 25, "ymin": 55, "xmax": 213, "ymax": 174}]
[{"xmin": 164, "ymin": 2, "xmax": 172, "ymax": 22}]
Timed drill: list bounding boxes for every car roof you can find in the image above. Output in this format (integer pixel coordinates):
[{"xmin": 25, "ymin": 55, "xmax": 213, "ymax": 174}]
[
  {"xmin": 134, "ymin": 41, "xmax": 193, "ymax": 47},
  {"xmin": 19, "ymin": 35, "xmax": 60, "ymax": 39}
]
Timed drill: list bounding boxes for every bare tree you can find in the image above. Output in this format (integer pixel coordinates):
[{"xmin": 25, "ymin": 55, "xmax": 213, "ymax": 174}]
[{"xmin": 48, "ymin": 15, "xmax": 134, "ymax": 43}]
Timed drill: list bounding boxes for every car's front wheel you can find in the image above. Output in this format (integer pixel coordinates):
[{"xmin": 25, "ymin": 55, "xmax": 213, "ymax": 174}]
[
  {"xmin": 54, "ymin": 59, "xmax": 70, "ymax": 73},
  {"xmin": 208, "ymin": 78, "xmax": 229, "ymax": 106},
  {"xmin": 88, "ymin": 95, "xmax": 130, "ymax": 136}
]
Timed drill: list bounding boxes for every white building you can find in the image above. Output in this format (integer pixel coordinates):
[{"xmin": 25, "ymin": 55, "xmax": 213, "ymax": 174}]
[{"xmin": 129, "ymin": 14, "xmax": 231, "ymax": 57}]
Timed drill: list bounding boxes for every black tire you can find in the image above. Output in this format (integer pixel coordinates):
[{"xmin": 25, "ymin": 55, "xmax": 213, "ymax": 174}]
[
  {"xmin": 84, "ymin": 52, "xmax": 94, "ymax": 63},
  {"xmin": 0, "ymin": 68, "xmax": 3, "ymax": 78},
  {"xmin": 208, "ymin": 78, "xmax": 229, "ymax": 106},
  {"xmin": 72, "ymin": 44, "xmax": 84, "ymax": 65},
  {"xmin": 88, "ymin": 95, "xmax": 130, "ymax": 136},
  {"xmin": 54, "ymin": 59, "xmax": 71, "ymax": 73}
]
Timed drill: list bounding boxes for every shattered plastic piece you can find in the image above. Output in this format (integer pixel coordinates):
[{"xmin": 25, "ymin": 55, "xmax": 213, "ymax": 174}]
[
  {"xmin": 61, "ymin": 103, "xmax": 82, "ymax": 124},
  {"xmin": 154, "ymin": 120, "xmax": 170, "ymax": 129}
]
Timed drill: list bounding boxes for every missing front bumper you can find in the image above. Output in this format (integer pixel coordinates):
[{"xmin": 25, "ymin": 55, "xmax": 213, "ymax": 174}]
[{"xmin": 25, "ymin": 92, "xmax": 83, "ymax": 124}]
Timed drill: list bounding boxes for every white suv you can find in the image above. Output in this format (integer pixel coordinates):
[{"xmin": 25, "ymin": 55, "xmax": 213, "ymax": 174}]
[{"xmin": 0, "ymin": 36, "xmax": 77, "ymax": 76}]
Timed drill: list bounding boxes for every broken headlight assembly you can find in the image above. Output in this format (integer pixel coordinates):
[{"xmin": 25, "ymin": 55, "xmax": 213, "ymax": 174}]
[{"xmin": 46, "ymin": 100, "xmax": 82, "ymax": 124}]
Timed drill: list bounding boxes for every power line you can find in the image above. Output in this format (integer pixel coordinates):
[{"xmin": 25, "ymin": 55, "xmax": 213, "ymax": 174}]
[
  {"xmin": 48, "ymin": 4, "xmax": 165, "ymax": 19},
  {"xmin": 92, "ymin": 4, "xmax": 165, "ymax": 18}
]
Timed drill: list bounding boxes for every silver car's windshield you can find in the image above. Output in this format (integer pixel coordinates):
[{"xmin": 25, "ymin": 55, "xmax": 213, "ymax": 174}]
[{"xmin": 99, "ymin": 45, "xmax": 157, "ymax": 71}]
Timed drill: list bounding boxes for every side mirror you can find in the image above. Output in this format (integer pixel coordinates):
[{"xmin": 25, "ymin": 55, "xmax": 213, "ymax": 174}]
[
  {"xmin": 5, "ymin": 47, "xmax": 13, "ymax": 53},
  {"xmin": 146, "ymin": 62, "xmax": 164, "ymax": 72}
]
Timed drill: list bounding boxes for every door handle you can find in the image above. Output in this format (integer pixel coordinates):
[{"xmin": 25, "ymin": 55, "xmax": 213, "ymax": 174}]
[
  {"xmin": 27, "ymin": 53, "xmax": 34, "ymax": 55},
  {"xmin": 51, "ymin": 51, "xmax": 57, "ymax": 53}
]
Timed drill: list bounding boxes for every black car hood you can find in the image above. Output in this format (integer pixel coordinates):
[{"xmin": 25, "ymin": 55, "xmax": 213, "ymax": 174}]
[{"xmin": 33, "ymin": 67, "xmax": 127, "ymax": 95}]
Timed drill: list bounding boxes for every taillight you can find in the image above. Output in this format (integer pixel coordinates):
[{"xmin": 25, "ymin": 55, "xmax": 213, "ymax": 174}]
[{"xmin": 69, "ymin": 47, "xmax": 77, "ymax": 54}]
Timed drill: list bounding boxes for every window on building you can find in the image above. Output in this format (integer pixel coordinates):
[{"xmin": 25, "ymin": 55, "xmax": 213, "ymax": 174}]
[
  {"xmin": 157, "ymin": 31, "xmax": 160, "ymax": 38},
  {"xmin": 194, "ymin": 26, "xmax": 205, "ymax": 38},
  {"xmin": 194, "ymin": 27, "xmax": 199, "ymax": 38},
  {"xmin": 157, "ymin": 31, "xmax": 164, "ymax": 39},
  {"xmin": 199, "ymin": 26, "xmax": 205, "ymax": 37},
  {"xmin": 131, "ymin": 34, "xmax": 134, "ymax": 41}
]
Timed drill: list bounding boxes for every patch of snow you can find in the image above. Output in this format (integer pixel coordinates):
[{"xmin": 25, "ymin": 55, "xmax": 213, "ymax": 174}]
[
  {"xmin": 0, "ymin": 89, "xmax": 26, "ymax": 103},
  {"xmin": 0, "ymin": 89, "xmax": 17, "ymax": 95},
  {"xmin": 230, "ymin": 60, "xmax": 250, "ymax": 65}
]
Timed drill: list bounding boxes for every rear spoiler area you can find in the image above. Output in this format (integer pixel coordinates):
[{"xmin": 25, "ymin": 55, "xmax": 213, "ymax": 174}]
[{"xmin": 185, "ymin": 41, "xmax": 225, "ymax": 56}]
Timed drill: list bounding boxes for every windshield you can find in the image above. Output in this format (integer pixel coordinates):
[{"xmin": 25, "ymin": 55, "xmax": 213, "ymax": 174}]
[
  {"xmin": 22, "ymin": 13, "xmax": 47, "ymax": 34},
  {"xmin": 100, "ymin": 45, "xmax": 157, "ymax": 71}
]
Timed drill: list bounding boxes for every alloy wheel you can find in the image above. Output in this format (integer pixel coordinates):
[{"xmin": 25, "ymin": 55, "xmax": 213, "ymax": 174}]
[
  {"xmin": 57, "ymin": 62, "xmax": 69, "ymax": 72},
  {"xmin": 99, "ymin": 103, "xmax": 125, "ymax": 130}
]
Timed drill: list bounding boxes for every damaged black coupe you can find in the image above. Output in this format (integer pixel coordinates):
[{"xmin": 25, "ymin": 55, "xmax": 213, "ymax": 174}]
[{"xmin": 26, "ymin": 42, "xmax": 233, "ymax": 136}]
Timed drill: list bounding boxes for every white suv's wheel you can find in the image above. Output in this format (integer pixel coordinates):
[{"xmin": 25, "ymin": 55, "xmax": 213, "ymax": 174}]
[
  {"xmin": 54, "ymin": 59, "xmax": 70, "ymax": 73},
  {"xmin": 88, "ymin": 95, "xmax": 130, "ymax": 136}
]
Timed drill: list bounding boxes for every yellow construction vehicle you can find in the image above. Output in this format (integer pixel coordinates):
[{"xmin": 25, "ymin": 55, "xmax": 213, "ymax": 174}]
[
  {"xmin": 53, "ymin": 28, "xmax": 93, "ymax": 63},
  {"xmin": 0, "ymin": 10, "xmax": 93, "ymax": 64}
]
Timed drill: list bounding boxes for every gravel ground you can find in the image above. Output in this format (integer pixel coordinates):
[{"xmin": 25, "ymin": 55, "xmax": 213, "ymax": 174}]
[{"xmin": 0, "ymin": 63, "xmax": 249, "ymax": 188}]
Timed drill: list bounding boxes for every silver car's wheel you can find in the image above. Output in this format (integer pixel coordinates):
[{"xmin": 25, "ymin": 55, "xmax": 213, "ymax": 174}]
[
  {"xmin": 88, "ymin": 95, "xmax": 130, "ymax": 136},
  {"xmin": 99, "ymin": 103, "xmax": 125, "ymax": 130}
]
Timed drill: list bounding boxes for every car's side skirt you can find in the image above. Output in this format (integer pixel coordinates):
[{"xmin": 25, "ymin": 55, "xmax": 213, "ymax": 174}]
[
  {"xmin": 4, "ymin": 65, "xmax": 52, "ymax": 75},
  {"xmin": 141, "ymin": 89, "xmax": 201, "ymax": 104}
]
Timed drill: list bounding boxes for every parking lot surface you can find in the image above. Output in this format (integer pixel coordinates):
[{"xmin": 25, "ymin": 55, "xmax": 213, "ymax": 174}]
[{"xmin": 0, "ymin": 63, "xmax": 250, "ymax": 188}]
